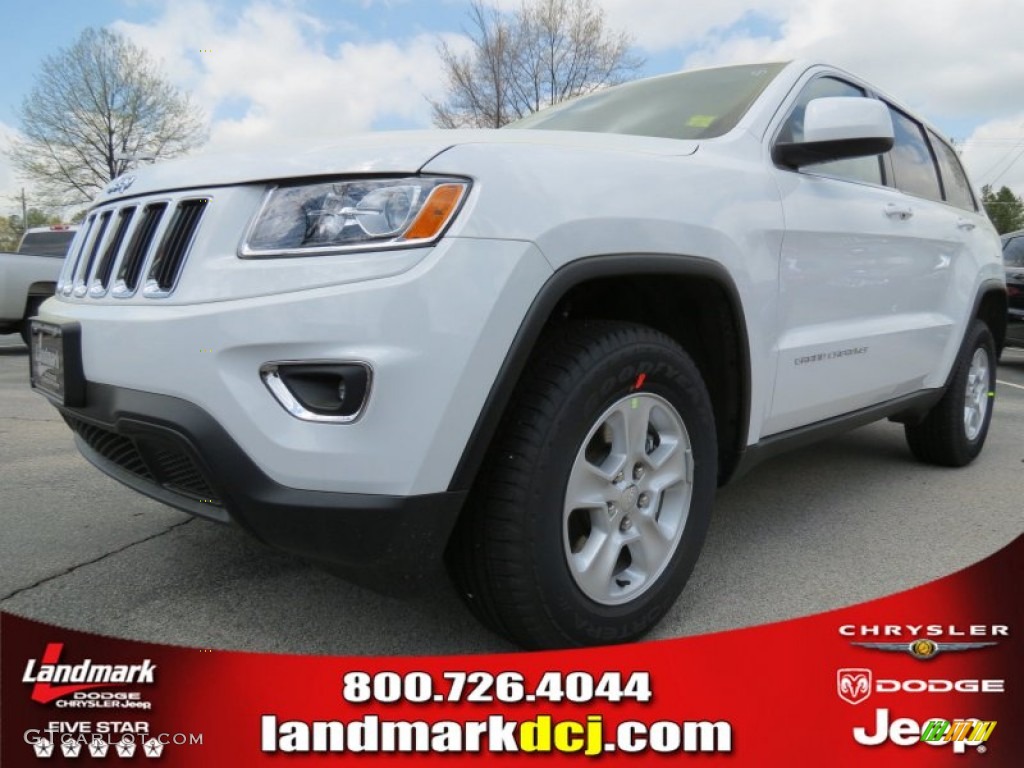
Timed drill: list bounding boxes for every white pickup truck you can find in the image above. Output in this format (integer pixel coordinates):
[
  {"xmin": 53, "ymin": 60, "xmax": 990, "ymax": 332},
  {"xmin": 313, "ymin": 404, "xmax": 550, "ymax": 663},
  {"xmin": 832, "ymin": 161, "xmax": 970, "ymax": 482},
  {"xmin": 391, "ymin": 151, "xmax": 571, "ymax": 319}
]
[{"xmin": 0, "ymin": 226, "xmax": 78, "ymax": 344}]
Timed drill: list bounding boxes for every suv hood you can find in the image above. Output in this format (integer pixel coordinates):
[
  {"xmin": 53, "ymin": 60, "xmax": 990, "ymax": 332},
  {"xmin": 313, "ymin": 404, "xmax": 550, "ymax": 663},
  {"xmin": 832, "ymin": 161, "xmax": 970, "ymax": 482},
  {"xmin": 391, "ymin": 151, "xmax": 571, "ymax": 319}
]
[{"xmin": 95, "ymin": 129, "xmax": 699, "ymax": 204}]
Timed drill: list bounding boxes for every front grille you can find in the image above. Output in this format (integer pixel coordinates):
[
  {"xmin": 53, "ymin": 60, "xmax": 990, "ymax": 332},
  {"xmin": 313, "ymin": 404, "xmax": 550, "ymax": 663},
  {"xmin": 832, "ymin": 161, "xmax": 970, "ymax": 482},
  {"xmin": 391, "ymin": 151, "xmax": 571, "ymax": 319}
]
[
  {"xmin": 61, "ymin": 217, "xmax": 95, "ymax": 295},
  {"xmin": 64, "ymin": 415, "xmax": 222, "ymax": 506},
  {"xmin": 115, "ymin": 203, "xmax": 167, "ymax": 295},
  {"xmin": 74, "ymin": 211, "xmax": 112, "ymax": 296},
  {"xmin": 61, "ymin": 193, "xmax": 210, "ymax": 299},
  {"xmin": 92, "ymin": 207, "xmax": 136, "ymax": 294},
  {"xmin": 145, "ymin": 199, "xmax": 208, "ymax": 294}
]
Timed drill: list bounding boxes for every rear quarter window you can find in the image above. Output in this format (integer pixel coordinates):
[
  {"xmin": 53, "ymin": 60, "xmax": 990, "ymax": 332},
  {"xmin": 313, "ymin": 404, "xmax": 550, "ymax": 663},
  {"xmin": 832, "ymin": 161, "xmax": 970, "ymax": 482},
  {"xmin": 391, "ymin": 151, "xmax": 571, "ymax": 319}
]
[{"xmin": 928, "ymin": 130, "xmax": 976, "ymax": 211}]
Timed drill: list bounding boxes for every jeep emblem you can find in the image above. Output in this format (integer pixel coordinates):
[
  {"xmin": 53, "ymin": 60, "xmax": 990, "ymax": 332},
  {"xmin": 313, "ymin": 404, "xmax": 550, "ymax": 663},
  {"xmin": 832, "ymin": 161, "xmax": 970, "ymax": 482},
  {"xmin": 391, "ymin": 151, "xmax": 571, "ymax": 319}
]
[{"xmin": 106, "ymin": 174, "xmax": 136, "ymax": 195}]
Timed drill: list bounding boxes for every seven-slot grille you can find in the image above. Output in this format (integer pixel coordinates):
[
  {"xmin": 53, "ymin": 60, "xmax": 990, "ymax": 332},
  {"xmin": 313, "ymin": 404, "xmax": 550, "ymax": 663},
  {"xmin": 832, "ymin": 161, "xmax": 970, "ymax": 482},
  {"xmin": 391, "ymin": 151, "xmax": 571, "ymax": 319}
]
[{"xmin": 60, "ymin": 195, "xmax": 209, "ymax": 299}]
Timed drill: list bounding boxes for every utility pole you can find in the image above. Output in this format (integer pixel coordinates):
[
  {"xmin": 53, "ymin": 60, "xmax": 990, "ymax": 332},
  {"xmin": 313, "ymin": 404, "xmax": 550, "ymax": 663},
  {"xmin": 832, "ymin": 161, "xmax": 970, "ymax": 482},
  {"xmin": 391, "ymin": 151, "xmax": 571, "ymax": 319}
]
[{"xmin": 20, "ymin": 188, "xmax": 27, "ymax": 234}]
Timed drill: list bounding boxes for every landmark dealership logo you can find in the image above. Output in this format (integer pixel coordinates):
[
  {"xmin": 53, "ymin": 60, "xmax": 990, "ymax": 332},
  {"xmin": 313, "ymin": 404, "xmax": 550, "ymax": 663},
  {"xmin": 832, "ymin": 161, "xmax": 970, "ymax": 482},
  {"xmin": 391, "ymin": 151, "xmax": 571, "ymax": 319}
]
[{"xmin": 22, "ymin": 643, "xmax": 156, "ymax": 704}]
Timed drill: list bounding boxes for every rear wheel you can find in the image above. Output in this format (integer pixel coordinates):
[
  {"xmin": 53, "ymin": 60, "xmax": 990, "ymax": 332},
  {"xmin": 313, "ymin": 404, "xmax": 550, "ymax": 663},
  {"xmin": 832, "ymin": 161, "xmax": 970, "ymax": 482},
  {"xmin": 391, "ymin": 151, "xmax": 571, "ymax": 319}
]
[
  {"xmin": 905, "ymin": 320, "xmax": 996, "ymax": 467},
  {"xmin": 447, "ymin": 320, "xmax": 718, "ymax": 649}
]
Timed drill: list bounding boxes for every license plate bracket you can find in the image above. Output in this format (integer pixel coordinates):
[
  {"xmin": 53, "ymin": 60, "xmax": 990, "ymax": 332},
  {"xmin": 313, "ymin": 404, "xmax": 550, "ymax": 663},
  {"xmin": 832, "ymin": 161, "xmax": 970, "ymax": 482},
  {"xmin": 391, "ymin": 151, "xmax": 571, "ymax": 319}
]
[{"xmin": 29, "ymin": 320, "xmax": 85, "ymax": 407}]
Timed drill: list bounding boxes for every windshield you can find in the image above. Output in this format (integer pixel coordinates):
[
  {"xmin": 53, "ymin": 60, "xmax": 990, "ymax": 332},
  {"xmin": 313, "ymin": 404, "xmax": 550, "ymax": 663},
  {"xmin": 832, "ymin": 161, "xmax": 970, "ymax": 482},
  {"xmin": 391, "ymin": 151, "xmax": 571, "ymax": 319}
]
[
  {"xmin": 18, "ymin": 230, "xmax": 77, "ymax": 258},
  {"xmin": 507, "ymin": 63, "xmax": 786, "ymax": 141}
]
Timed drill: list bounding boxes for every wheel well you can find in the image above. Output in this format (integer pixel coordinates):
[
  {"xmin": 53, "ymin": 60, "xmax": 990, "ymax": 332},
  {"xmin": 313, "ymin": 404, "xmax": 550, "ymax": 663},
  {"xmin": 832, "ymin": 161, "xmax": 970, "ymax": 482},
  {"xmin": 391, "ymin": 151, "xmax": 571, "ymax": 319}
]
[
  {"xmin": 448, "ymin": 256, "xmax": 751, "ymax": 494},
  {"xmin": 976, "ymin": 288, "xmax": 1007, "ymax": 355},
  {"xmin": 551, "ymin": 275, "xmax": 745, "ymax": 483}
]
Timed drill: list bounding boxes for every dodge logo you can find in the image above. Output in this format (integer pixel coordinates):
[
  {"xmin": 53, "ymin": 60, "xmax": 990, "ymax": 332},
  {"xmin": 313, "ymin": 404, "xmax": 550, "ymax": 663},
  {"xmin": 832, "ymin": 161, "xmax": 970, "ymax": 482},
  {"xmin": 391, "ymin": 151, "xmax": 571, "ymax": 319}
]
[{"xmin": 838, "ymin": 668, "xmax": 872, "ymax": 705}]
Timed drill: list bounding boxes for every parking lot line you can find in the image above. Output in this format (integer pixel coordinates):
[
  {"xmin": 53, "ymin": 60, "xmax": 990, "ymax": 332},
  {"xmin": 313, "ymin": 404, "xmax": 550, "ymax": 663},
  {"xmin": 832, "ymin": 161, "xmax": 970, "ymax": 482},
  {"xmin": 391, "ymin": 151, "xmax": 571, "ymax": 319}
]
[{"xmin": 997, "ymin": 379, "xmax": 1024, "ymax": 391}]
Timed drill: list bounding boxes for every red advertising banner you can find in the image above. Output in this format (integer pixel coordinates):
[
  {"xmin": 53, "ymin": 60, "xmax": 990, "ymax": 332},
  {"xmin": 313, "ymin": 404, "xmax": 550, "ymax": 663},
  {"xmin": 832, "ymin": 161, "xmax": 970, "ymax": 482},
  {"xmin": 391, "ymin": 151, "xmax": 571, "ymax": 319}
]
[{"xmin": 3, "ymin": 533, "xmax": 1021, "ymax": 766}]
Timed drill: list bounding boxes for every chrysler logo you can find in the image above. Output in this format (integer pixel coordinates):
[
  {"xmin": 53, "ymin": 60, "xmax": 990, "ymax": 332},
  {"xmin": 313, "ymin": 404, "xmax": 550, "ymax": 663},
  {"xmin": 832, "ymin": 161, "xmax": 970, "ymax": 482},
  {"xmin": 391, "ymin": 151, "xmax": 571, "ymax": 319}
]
[
  {"xmin": 106, "ymin": 174, "xmax": 136, "ymax": 194},
  {"xmin": 837, "ymin": 668, "xmax": 872, "ymax": 705},
  {"xmin": 850, "ymin": 638, "xmax": 997, "ymax": 660}
]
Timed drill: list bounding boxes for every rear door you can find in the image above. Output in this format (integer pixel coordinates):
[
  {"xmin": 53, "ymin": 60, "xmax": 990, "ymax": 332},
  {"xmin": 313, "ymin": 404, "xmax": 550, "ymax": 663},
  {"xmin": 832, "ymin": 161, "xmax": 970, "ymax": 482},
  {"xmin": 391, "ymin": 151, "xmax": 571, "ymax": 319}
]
[{"xmin": 765, "ymin": 76, "xmax": 963, "ymax": 435}]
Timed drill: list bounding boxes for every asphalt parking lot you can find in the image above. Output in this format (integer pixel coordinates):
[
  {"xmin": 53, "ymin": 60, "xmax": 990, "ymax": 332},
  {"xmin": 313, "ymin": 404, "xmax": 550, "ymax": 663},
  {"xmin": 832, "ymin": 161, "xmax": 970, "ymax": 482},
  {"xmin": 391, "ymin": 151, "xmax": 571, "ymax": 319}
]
[{"xmin": 1, "ymin": 332, "xmax": 1022, "ymax": 655}]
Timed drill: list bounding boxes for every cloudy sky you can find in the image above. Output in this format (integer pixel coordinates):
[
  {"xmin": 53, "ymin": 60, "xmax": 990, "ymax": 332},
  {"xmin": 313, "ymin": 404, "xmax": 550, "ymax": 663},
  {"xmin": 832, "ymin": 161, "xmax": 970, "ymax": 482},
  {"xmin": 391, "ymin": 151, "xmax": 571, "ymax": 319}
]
[{"xmin": 1, "ymin": 0, "xmax": 1022, "ymax": 216}]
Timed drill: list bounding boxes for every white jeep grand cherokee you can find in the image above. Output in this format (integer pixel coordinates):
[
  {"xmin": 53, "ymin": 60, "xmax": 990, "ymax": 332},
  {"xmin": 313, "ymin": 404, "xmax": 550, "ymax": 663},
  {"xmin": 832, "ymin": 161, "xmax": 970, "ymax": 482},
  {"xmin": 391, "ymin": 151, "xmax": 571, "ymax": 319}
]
[{"xmin": 30, "ymin": 61, "xmax": 1007, "ymax": 649}]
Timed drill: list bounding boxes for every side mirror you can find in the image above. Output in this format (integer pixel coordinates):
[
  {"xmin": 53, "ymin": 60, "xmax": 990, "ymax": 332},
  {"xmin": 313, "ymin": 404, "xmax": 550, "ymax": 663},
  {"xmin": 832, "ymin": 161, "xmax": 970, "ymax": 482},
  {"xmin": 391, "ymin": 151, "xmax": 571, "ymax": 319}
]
[{"xmin": 774, "ymin": 97, "xmax": 894, "ymax": 169}]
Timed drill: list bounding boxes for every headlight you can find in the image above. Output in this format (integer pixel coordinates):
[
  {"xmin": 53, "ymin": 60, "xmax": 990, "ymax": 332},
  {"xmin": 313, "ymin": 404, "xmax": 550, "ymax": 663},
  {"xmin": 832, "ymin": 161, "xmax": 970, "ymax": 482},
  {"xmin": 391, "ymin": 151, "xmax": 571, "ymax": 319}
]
[{"xmin": 240, "ymin": 176, "xmax": 470, "ymax": 257}]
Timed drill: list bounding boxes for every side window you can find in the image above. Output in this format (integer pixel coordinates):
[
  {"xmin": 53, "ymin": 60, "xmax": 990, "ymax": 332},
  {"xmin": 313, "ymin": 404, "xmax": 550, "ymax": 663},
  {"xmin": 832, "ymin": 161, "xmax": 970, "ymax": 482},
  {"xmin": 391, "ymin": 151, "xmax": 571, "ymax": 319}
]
[
  {"xmin": 1004, "ymin": 236, "xmax": 1024, "ymax": 268},
  {"xmin": 887, "ymin": 108, "xmax": 943, "ymax": 202},
  {"xmin": 777, "ymin": 76, "xmax": 883, "ymax": 185},
  {"xmin": 928, "ymin": 130, "xmax": 976, "ymax": 211}
]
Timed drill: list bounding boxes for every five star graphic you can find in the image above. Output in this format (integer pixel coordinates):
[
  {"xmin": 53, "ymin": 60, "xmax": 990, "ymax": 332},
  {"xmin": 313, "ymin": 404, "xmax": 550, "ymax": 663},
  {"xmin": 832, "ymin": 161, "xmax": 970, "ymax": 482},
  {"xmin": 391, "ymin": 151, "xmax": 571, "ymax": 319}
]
[
  {"xmin": 31, "ymin": 731, "xmax": 179, "ymax": 761},
  {"xmin": 60, "ymin": 739, "xmax": 83, "ymax": 758},
  {"xmin": 33, "ymin": 737, "xmax": 54, "ymax": 758},
  {"xmin": 89, "ymin": 737, "xmax": 110, "ymax": 758},
  {"xmin": 31, "ymin": 731, "xmax": 181, "ymax": 760},
  {"xmin": 143, "ymin": 738, "xmax": 166, "ymax": 758},
  {"xmin": 115, "ymin": 738, "xmax": 137, "ymax": 758}
]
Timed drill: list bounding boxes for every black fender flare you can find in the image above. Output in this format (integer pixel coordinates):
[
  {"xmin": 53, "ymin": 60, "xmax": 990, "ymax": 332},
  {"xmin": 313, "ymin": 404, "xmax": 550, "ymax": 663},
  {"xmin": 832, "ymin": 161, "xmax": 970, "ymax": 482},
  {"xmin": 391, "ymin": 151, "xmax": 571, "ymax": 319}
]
[
  {"xmin": 968, "ymin": 278, "xmax": 1008, "ymax": 360},
  {"xmin": 447, "ymin": 253, "xmax": 753, "ymax": 492}
]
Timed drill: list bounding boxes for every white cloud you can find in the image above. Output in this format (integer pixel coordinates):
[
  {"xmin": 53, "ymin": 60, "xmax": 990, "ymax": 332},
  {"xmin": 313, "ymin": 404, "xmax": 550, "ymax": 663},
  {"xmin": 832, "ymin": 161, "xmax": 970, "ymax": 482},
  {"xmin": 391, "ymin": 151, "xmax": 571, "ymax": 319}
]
[
  {"xmin": 480, "ymin": 0, "xmax": 1022, "ymax": 134},
  {"xmin": 113, "ymin": 1, "xmax": 450, "ymax": 155},
  {"xmin": 9, "ymin": 0, "xmax": 1022, "ymax": 210},
  {"xmin": 601, "ymin": 0, "xmax": 793, "ymax": 52},
  {"xmin": 672, "ymin": 0, "xmax": 1024, "ymax": 124},
  {"xmin": 480, "ymin": 0, "xmax": 793, "ymax": 52},
  {"xmin": 664, "ymin": 0, "xmax": 1024, "ymax": 197},
  {"xmin": 960, "ymin": 113, "xmax": 1024, "ymax": 198},
  {"xmin": 109, "ymin": 0, "xmax": 1024, "ymax": 151}
]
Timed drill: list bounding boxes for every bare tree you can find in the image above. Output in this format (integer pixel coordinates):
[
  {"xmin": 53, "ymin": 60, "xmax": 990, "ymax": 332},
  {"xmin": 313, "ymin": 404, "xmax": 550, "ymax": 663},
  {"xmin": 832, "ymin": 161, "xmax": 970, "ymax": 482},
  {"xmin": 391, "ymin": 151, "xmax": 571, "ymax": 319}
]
[
  {"xmin": 431, "ymin": 0, "xmax": 644, "ymax": 129},
  {"xmin": 8, "ymin": 28, "xmax": 206, "ymax": 208}
]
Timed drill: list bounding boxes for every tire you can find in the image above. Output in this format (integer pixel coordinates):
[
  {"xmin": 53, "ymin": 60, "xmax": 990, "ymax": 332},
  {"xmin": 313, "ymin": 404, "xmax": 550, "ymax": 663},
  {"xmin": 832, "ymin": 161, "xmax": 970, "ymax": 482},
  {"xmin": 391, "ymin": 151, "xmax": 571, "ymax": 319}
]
[
  {"xmin": 904, "ymin": 320, "xmax": 996, "ymax": 467},
  {"xmin": 19, "ymin": 297, "xmax": 44, "ymax": 347},
  {"xmin": 447, "ymin": 320, "xmax": 718, "ymax": 649}
]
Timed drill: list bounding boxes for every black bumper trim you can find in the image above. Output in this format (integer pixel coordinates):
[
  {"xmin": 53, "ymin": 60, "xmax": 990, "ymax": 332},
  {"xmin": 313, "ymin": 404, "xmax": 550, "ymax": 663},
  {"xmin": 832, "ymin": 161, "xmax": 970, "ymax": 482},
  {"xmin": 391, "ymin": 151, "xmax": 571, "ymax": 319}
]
[
  {"xmin": 58, "ymin": 382, "xmax": 466, "ymax": 586},
  {"xmin": 75, "ymin": 434, "xmax": 230, "ymax": 523}
]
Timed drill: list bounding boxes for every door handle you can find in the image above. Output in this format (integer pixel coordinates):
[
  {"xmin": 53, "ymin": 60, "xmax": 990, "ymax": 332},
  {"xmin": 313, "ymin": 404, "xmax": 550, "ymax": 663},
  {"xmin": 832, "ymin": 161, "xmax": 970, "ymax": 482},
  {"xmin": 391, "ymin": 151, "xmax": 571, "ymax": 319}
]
[
  {"xmin": 884, "ymin": 203, "xmax": 914, "ymax": 220},
  {"xmin": 957, "ymin": 218, "xmax": 977, "ymax": 231}
]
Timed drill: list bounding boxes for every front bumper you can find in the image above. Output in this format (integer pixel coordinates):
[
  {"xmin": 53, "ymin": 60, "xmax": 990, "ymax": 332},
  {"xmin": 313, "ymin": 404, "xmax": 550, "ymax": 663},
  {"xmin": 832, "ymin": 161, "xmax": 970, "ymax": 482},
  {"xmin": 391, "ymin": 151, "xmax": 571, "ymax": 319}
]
[
  {"xmin": 58, "ymin": 381, "xmax": 466, "ymax": 585},
  {"xmin": 33, "ymin": 230, "xmax": 553, "ymax": 582},
  {"xmin": 38, "ymin": 237, "xmax": 552, "ymax": 496}
]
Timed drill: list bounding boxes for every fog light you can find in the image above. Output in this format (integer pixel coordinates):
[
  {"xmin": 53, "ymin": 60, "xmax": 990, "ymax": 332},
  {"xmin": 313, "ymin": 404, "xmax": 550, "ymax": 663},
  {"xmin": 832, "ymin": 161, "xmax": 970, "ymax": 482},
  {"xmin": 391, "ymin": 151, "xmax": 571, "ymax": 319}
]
[{"xmin": 260, "ymin": 361, "xmax": 372, "ymax": 423}]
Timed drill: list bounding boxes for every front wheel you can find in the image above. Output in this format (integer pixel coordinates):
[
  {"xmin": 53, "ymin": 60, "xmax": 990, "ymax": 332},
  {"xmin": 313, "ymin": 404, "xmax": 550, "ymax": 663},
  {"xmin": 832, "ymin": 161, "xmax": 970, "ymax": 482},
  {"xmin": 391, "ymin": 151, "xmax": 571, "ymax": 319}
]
[
  {"xmin": 905, "ymin": 320, "xmax": 996, "ymax": 467},
  {"xmin": 447, "ymin": 320, "xmax": 718, "ymax": 649}
]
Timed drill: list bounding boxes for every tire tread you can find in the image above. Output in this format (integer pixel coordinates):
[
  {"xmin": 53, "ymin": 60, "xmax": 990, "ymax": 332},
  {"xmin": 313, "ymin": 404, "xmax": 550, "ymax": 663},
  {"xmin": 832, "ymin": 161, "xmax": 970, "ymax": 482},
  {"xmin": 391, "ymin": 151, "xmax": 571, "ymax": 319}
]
[
  {"xmin": 447, "ymin": 319, "xmax": 715, "ymax": 648},
  {"xmin": 904, "ymin": 320, "xmax": 995, "ymax": 467}
]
